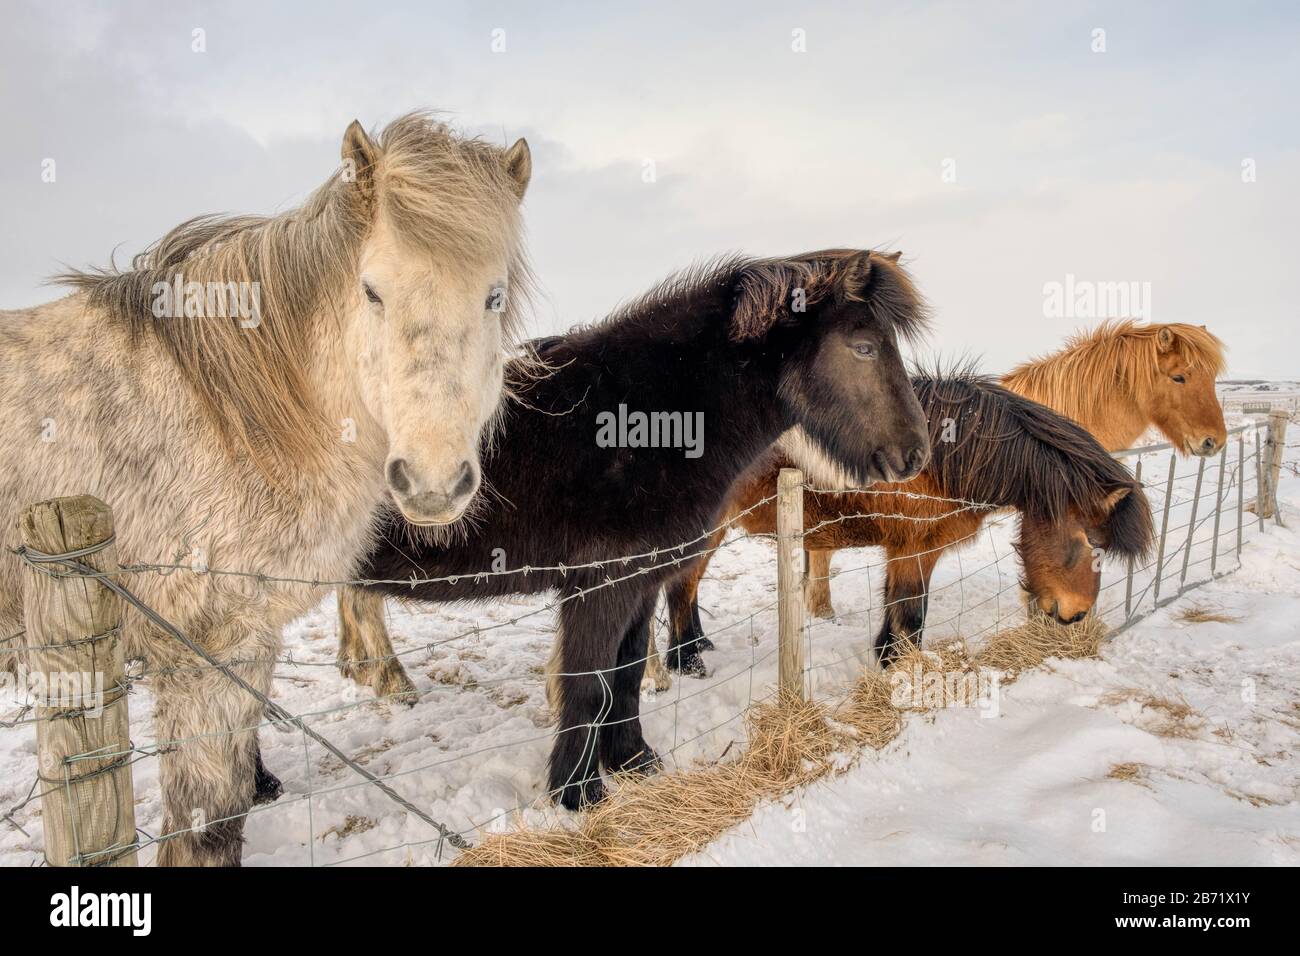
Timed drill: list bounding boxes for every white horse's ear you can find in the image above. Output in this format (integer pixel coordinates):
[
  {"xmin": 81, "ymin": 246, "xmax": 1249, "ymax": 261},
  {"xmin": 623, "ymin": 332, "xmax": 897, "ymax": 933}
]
[
  {"xmin": 1156, "ymin": 326, "xmax": 1175, "ymax": 352},
  {"xmin": 502, "ymin": 138, "xmax": 531, "ymax": 199},
  {"xmin": 342, "ymin": 120, "xmax": 379, "ymax": 204}
]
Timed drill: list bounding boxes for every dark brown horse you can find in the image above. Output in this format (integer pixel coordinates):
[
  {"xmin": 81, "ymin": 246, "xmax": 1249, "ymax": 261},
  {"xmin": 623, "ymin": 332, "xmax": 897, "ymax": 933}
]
[
  {"xmin": 749, "ymin": 322, "xmax": 1226, "ymax": 653},
  {"xmin": 661, "ymin": 370, "xmax": 1155, "ymax": 676},
  {"xmin": 258, "ymin": 249, "xmax": 932, "ymax": 809}
]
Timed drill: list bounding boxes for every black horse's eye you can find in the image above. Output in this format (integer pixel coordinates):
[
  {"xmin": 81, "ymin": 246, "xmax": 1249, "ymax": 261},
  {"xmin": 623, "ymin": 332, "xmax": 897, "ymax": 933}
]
[
  {"xmin": 486, "ymin": 286, "xmax": 507, "ymax": 313},
  {"xmin": 1171, "ymin": 373, "xmax": 1186, "ymax": 384},
  {"xmin": 851, "ymin": 342, "xmax": 877, "ymax": 359},
  {"xmin": 363, "ymin": 283, "xmax": 382, "ymax": 306}
]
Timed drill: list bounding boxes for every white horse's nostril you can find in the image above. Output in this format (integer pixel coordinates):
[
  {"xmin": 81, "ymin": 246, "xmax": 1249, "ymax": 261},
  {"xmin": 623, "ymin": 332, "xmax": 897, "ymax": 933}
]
[
  {"xmin": 451, "ymin": 460, "xmax": 476, "ymax": 499},
  {"xmin": 386, "ymin": 457, "xmax": 412, "ymax": 494},
  {"xmin": 389, "ymin": 458, "xmax": 481, "ymax": 525}
]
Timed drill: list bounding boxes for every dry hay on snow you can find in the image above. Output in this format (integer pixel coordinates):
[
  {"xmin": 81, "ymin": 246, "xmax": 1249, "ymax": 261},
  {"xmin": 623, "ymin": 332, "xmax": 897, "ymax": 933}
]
[
  {"xmin": 1177, "ymin": 604, "xmax": 1243, "ymax": 625},
  {"xmin": 455, "ymin": 613, "xmax": 1109, "ymax": 867},
  {"xmin": 1101, "ymin": 688, "xmax": 1204, "ymax": 740},
  {"xmin": 456, "ymin": 693, "xmax": 842, "ymax": 868},
  {"xmin": 974, "ymin": 611, "xmax": 1107, "ymax": 674}
]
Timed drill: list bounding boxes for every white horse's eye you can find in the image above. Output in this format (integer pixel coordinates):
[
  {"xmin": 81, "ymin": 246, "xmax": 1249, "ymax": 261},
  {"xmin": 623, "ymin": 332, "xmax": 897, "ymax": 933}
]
[
  {"xmin": 363, "ymin": 283, "xmax": 382, "ymax": 306},
  {"xmin": 486, "ymin": 286, "xmax": 507, "ymax": 313}
]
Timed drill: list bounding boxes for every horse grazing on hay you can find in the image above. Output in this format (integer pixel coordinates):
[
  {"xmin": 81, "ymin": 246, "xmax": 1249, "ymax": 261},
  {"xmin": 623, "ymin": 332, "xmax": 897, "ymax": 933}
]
[
  {"xmin": 275, "ymin": 249, "xmax": 933, "ymax": 810},
  {"xmin": 0, "ymin": 113, "xmax": 533, "ymax": 865},
  {"xmin": 798, "ymin": 320, "xmax": 1226, "ymax": 622},
  {"xmin": 659, "ymin": 371, "xmax": 1156, "ymax": 678}
]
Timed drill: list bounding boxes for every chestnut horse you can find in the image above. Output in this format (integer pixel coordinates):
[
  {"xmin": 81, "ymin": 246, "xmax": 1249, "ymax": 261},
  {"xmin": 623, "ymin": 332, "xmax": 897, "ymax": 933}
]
[
  {"xmin": 800, "ymin": 321, "xmax": 1226, "ymax": 621},
  {"xmin": 1002, "ymin": 320, "xmax": 1227, "ymax": 455},
  {"xmin": 262, "ymin": 249, "xmax": 932, "ymax": 810},
  {"xmin": 660, "ymin": 371, "xmax": 1155, "ymax": 676}
]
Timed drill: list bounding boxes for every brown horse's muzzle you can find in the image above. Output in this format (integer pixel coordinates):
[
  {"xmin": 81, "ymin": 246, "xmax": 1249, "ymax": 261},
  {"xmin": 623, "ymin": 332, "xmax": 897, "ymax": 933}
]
[
  {"xmin": 1029, "ymin": 587, "xmax": 1094, "ymax": 626},
  {"xmin": 1192, "ymin": 435, "xmax": 1223, "ymax": 457}
]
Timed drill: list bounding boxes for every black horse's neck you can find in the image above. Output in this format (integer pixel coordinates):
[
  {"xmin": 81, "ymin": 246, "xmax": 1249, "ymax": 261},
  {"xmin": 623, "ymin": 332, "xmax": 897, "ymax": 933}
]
[{"xmin": 525, "ymin": 290, "xmax": 792, "ymax": 510}]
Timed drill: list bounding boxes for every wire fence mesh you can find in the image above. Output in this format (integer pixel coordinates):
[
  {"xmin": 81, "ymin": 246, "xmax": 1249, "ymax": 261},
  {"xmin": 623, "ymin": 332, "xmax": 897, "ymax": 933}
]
[{"xmin": 0, "ymin": 415, "xmax": 1285, "ymax": 867}]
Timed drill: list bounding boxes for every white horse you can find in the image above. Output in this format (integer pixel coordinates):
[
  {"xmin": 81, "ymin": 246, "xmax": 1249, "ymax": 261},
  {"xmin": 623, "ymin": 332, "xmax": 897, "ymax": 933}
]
[{"xmin": 0, "ymin": 112, "xmax": 532, "ymax": 864}]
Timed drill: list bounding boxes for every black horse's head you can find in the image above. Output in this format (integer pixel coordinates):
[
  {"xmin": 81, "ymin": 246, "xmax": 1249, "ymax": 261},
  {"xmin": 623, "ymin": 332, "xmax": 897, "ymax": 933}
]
[{"xmin": 730, "ymin": 249, "xmax": 931, "ymax": 485}]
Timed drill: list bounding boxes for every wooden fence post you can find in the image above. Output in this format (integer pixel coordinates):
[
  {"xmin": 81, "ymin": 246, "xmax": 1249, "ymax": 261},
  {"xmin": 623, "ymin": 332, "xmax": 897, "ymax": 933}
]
[
  {"xmin": 21, "ymin": 495, "xmax": 136, "ymax": 867},
  {"xmin": 776, "ymin": 468, "xmax": 806, "ymax": 701},
  {"xmin": 1263, "ymin": 410, "xmax": 1289, "ymax": 520}
]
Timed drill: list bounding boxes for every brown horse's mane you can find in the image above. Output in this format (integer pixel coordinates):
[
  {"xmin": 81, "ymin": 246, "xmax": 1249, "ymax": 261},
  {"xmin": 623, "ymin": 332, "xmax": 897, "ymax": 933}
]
[
  {"xmin": 1001, "ymin": 320, "xmax": 1226, "ymax": 433},
  {"xmin": 596, "ymin": 249, "xmax": 929, "ymax": 345},
  {"xmin": 917, "ymin": 364, "xmax": 1153, "ymax": 560},
  {"xmin": 54, "ymin": 111, "xmax": 532, "ymax": 477}
]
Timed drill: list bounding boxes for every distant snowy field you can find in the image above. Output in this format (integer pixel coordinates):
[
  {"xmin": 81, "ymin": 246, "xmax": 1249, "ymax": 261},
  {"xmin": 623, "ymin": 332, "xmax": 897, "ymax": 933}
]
[{"xmin": 1, "ymin": 391, "xmax": 1296, "ymax": 866}]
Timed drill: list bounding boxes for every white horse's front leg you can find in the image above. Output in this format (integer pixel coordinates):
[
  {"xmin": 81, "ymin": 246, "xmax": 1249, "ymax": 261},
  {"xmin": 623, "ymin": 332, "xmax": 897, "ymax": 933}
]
[
  {"xmin": 337, "ymin": 586, "xmax": 418, "ymax": 706},
  {"xmin": 152, "ymin": 643, "xmax": 272, "ymax": 866}
]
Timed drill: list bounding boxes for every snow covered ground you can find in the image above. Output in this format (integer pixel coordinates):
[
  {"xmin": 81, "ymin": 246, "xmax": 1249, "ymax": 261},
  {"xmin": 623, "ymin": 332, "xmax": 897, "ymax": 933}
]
[
  {"xmin": 1, "ymin": 410, "xmax": 1296, "ymax": 866},
  {"xmin": 685, "ymin": 537, "xmax": 1300, "ymax": 866},
  {"xmin": 1219, "ymin": 380, "xmax": 1300, "ymax": 414}
]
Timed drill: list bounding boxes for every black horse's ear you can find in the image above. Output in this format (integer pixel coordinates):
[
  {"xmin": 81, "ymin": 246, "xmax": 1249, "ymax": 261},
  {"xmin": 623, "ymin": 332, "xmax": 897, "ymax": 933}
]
[
  {"xmin": 833, "ymin": 251, "xmax": 873, "ymax": 306},
  {"xmin": 1101, "ymin": 484, "xmax": 1131, "ymax": 513},
  {"xmin": 1103, "ymin": 481, "xmax": 1155, "ymax": 562}
]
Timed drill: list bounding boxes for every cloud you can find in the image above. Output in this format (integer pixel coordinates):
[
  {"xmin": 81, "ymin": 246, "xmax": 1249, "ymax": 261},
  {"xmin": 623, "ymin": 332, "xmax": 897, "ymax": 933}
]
[{"xmin": 2, "ymin": 0, "xmax": 1296, "ymax": 377}]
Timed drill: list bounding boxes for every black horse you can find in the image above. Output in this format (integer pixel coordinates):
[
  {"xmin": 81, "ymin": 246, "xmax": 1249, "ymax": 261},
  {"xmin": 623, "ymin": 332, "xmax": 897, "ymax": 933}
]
[{"xmin": 260, "ymin": 249, "xmax": 932, "ymax": 810}]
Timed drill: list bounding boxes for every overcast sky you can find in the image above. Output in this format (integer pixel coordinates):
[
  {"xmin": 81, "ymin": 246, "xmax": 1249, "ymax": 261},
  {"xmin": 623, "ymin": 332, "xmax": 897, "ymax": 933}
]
[{"xmin": 2, "ymin": 1, "xmax": 1296, "ymax": 377}]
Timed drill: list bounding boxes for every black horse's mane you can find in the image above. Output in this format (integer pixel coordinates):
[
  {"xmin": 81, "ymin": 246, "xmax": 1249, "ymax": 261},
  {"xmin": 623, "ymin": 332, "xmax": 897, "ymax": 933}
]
[
  {"xmin": 526, "ymin": 249, "xmax": 930, "ymax": 353},
  {"xmin": 915, "ymin": 362, "xmax": 1153, "ymax": 559}
]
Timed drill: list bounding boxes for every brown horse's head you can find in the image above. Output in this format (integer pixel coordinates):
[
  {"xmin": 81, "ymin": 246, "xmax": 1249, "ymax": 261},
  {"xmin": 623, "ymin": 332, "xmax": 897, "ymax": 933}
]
[
  {"xmin": 1002, "ymin": 321, "xmax": 1227, "ymax": 456},
  {"xmin": 1145, "ymin": 325, "xmax": 1228, "ymax": 457},
  {"xmin": 1018, "ymin": 483, "xmax": 1150, "ymax": 624},
  {"xmin": 733, "ymin": 250, "xmax": 932, "ymax": 484}
]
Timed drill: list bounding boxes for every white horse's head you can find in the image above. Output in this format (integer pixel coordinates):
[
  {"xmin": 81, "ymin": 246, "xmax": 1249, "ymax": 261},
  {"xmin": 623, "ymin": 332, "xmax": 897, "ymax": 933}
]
[{"xmin": 342, "ymin": 117, "xmax": 531, "ymax": 525}]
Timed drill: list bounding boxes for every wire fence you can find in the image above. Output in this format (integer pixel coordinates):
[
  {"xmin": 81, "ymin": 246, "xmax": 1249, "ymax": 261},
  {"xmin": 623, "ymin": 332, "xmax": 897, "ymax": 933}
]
[
  {"xmin": 1220, "ymin": 392, "xmax": 1300, "ymax": 415},
  {"xmin": 0, "ymin": 412, "xmax": 1288, "ymax": 867}
]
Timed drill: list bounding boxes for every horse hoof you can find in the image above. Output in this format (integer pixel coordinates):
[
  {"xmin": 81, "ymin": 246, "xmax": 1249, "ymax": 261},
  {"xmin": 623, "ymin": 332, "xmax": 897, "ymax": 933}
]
[
  {"xmin": 610, "ymin": 743, "xmax": 662, "ymax": 777},
  {"xmin": 557, "ymin": 775, "xmax": 606, "ymax": 811},
  {"xmin": 681, "ymin": 653, "xmax": 709, "ymax": 678},
  {"xmin": 374, "ymin": 664, "xmax": 419, "ymax": 707},
  {"xmin": 641, "ymin": 673, "xmax": 673, "ymax": 694},
  {"xmin": 628, "ymin": 746, "xmax": 662, "ymax": 776},
  {"xmin": 337, "ymin": 657, "xmax": 361, "ymax": 683},
  {"xmin": 809, "ymin": 603, "xmax": 836, "ymax": 620},
  {"xmin": 694, "ymin": 636, "xmax": 715, "ymax": 652},
  {"xmin": 253, "ymin": 765, "xmax": 284, "ymax": 805},
  {"xmin": 670, "ymin": 655, "xmax": 712, "ymax": 676},
  {"xmin": 875, "ymin": 637, "xmax": 914, "ymax": 670}
]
